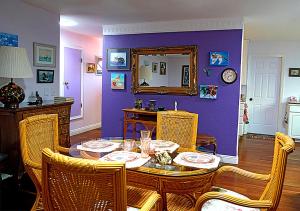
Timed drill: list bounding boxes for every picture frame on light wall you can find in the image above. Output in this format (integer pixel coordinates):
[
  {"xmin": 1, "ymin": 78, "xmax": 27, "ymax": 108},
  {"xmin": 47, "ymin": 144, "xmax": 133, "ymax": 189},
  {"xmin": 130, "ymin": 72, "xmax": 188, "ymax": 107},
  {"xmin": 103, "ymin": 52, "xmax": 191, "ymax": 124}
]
[
  {"xmin": 33, "ymin": 42, "xmax": 56, "ymax": 67},
  {"xmin": 37, "ymin": 69, "xmax": 54, "ymax": 83},
  {"xmin": 181, "ymin": 65, "xmax": 190, "ymax": 86},
  {"xmin": 288, "ymin": 68, "xmax": 300, "ymax": 77}
]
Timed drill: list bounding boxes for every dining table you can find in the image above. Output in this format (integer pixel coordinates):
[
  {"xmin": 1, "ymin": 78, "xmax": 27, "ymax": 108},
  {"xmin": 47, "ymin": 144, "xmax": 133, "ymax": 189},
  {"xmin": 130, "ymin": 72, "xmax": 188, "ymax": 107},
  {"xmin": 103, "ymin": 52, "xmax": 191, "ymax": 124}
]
[{"xmin": 69, "ymin": 138, "xmax": 221, "ymax": 210}]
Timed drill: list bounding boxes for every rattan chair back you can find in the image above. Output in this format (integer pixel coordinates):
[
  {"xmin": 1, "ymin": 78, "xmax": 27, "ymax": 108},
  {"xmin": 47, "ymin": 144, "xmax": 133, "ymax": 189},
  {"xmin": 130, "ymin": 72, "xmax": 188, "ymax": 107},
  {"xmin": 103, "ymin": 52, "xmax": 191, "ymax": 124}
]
[
  {"xmin": 259, "ymin": 132, "xmax": 295, "ymax": 209},
  {"xmin": 42, "ymin": 148, "xmax": 127, "ymax": 211},
  {"xmin": 157, "ymin": 111, "xmax": 198, "ymax": 150},
  {"xmin": 19, "ymin": 114, "xmax": 60, "ymax": 210}
]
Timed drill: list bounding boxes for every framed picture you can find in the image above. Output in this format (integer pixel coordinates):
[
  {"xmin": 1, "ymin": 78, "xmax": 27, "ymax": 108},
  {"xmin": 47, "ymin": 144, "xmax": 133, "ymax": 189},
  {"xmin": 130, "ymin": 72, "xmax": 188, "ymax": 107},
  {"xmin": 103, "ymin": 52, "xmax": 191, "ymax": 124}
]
[
  {"xmin": 152, "ymin": 62, "xmax": 158, "ymax": 73},
  {"xmin": 111, "ymin": 72, "xmax": 125, "ymax": 89},
  {"xmin": 33, "ymin": 42, "xmax": 56, "ymax": 67},
  {"xmin": 107, "ymin": 48, "xmax": 130, "ymax": 70},
  {"xmin": 160, "ymin": 62, "xmax": 167, "ymax": 75},
  {"xmin": 209, "ymin": 51, "xmax": 229, "ymax": 66},
  {"xmin": 37, "ymin": 69, "xmax": 54, "ymax": 83},
  {"xmin": 96, "ymin": 56, "xmax": 102, "ymax": 75},
  {"xmin": 199, "ymin": 85, "xmax": 218, "ymax": 99},
  {"xmin": 289, "ymin": 68, "xmax": 300, "ymax": 77},
  {"xmin": 86, "ymin": 63, "xmax": 96, "ymax": 73},
  {"xmin": 0, "ymin": 32, "xmax": 18, "ymax": 47},
  {"xmin": 181, "ymin": 65, "xmax": 190, "ymax": 86}
]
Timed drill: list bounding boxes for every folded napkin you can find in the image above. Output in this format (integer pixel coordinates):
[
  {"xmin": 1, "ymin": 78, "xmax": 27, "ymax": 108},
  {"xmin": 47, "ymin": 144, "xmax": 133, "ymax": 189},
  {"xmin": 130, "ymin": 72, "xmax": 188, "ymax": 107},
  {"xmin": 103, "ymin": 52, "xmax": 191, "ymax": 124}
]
[
  {"xmin": 174, "ymin": 152, "xmax": 220, "ymax": 169},
  {"xmin": 154, "ymin": 142, "xmax": 179, "ymax": 153},
  {"xmin": 77, "ymin": 142, "xmax": 121, "ymax": 153},
  {"xmin": 100, "ymin": 151, "xmax": 151, "ymax": 169}
]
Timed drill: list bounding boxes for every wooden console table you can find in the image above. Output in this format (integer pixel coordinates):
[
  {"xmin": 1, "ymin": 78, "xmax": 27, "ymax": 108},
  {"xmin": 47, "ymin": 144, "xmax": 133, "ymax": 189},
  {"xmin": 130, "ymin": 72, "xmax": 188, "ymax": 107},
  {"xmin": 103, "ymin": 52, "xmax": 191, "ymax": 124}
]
[
  {"xmin": 0, "ymin": 101, "xmax": 73, "ymax": 182},
  {"xmin": 122, "ymin": 108, "xmax": 157, "ymax": 139}
]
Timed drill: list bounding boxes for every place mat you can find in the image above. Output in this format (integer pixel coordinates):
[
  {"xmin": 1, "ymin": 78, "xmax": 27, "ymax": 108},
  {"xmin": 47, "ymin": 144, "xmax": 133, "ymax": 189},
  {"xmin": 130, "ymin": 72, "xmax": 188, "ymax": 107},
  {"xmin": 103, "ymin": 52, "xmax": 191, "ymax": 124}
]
[
  {"xmin": 100, "ymin": 151, "xmax": 151, "ymax": 169},
  {"xmin": 151, "ymin": 140, "xmax": 179, "ymax": 153},
  {"xmin": 77, "ymin": 141, "xmax": 121, "ymax": 153},
  {"xmin": 174, "ymin": 152, "xmax": 220, "ymax": 169}
]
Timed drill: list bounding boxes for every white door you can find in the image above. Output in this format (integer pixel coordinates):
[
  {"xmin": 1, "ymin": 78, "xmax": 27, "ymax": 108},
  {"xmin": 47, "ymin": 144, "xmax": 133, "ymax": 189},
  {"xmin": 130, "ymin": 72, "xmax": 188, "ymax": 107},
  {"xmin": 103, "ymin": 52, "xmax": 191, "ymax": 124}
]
[{"xmin": 247, "ymin": 56, "xmax": 281, "ymax": 135}]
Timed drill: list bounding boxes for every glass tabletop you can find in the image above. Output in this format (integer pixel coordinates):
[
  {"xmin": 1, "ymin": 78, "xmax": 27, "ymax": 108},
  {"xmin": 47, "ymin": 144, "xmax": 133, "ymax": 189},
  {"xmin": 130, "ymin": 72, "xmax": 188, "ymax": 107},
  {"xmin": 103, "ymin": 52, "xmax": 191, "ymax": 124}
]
[{"xmin": 69, "ymin": 138, "xmax": 221, "ymax": 177}]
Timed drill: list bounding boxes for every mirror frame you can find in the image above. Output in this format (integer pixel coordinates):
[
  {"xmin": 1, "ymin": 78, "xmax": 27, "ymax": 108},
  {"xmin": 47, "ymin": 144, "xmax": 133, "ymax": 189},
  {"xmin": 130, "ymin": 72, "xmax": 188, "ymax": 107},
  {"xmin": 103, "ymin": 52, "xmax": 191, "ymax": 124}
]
[{"xmin": 131, "ymin": 45, "xmax": 198, "ymax": 95}]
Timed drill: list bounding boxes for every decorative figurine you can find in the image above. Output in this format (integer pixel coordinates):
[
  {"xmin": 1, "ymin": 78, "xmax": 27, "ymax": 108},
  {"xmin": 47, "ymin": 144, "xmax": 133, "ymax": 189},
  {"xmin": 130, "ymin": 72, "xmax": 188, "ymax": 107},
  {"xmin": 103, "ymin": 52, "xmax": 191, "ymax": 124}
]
[{"xmin": 35, "ymin": 91, "xmax": 43, "ymax": 105}]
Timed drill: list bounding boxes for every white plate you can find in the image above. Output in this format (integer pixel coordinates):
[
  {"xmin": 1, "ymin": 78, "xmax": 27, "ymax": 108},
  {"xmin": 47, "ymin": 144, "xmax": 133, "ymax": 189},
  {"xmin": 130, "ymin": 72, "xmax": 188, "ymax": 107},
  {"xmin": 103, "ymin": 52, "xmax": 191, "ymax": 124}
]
[
  {"xmin": 106, "ymin": 151, "xmax": 139, "ymax": 162},
  {"xmin": 153, "ymin": 140, "xmax": 174, "ymax": 148},
  {"xmin": 82, "ymin": 140, "xmax": 113, "ymax": 149},
  {"xmin": 182, "ymin": 153, "xmax": 215, "ymax": 164}
]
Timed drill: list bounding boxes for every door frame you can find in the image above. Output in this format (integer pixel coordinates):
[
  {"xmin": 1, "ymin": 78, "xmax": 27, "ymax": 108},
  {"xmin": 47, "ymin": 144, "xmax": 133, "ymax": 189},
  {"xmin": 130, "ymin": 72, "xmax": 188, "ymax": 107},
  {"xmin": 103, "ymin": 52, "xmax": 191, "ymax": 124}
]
[
  {"xmin": 60, "ymin": 45, "xmax": 84, "ymax": 120},
  {"xmin": 246, "ymin": 54, "xmax": 285, "ymax": 133}
]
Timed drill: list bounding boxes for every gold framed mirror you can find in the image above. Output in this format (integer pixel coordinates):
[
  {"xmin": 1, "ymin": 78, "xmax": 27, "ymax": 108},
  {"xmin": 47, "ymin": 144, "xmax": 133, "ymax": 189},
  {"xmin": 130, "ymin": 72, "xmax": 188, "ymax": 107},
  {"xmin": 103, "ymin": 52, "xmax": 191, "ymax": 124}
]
[{"xmin": 131, "ymin": 45, "xmax": 198, "ymax": 95}]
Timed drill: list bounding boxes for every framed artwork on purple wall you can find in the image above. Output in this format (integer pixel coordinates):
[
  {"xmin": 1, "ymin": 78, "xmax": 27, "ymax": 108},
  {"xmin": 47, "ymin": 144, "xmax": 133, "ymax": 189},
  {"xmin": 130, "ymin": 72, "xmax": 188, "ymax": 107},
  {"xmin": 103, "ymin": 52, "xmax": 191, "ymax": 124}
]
[
  {"xmin": 111, "ymin": 72, "xmax": 125, "ymax": 89},
  {"xmin": 107, "ymin": 48, "xmax": 130, "ymax": 70},
  {"xmin": 199, "ymin": 85, "xmax": 218, "ymax": 99},
  {"xmin": 209, "ymin": 51, "xmax": 229, "ymax": 66}
]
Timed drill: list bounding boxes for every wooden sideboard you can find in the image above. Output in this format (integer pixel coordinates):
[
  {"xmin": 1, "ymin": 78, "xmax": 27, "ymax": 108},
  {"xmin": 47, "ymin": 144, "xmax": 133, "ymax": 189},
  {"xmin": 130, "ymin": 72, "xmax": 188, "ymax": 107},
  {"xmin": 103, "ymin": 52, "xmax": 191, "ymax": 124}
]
[
  {"xmin": 0, "ymin": 101, "xmax": 73, "ymax": 181},
  {"xmin": 122, "ymin": 108, "xmax": 157, "ymax": 139}
]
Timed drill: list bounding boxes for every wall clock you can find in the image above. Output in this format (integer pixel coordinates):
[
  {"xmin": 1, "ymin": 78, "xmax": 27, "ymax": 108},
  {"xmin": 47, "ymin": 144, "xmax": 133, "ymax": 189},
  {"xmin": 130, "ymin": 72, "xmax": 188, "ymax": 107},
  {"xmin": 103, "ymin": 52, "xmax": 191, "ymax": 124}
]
[{"xmin": 221, "ymin": 68, "xmax": 237, "ymax": 84}]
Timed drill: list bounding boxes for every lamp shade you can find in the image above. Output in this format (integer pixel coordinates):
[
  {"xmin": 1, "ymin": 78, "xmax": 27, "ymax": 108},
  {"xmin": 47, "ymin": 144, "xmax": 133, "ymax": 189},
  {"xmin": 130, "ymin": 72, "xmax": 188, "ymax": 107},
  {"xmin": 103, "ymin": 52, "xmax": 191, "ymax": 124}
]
[{"xmin": 0, "ymin": 46, "xmax": 33, "ymax": 78}]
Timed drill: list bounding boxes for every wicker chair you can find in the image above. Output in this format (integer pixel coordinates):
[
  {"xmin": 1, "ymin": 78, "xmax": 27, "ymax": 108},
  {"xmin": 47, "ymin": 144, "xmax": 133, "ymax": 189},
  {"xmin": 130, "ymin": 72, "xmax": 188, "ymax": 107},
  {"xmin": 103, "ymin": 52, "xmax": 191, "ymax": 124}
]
[
  {"xmin": 192, "ymin": 132, "xmax": 295, "ymax": 211},
  {"xmin": 156, "ymin": 110, "xmax": 198, "ymax": 151},
  {"xmin": 19, "ymin": 114, "xmax": 69, "ymax": 211},
  {"xmin": 42, "ymin": 148, "xmax": 161, "ymax": 211}
]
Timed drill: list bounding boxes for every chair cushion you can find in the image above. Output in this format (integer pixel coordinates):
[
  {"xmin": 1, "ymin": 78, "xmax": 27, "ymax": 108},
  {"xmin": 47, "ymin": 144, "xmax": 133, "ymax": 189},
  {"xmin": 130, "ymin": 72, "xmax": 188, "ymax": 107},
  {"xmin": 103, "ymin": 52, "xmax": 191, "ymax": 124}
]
[
  {"xmin": 127, "ymin": 207, "xmax": 139, "ymax": 211},
  {"xmin": 202, "ymin": 187, "xmax": 259, "ymax": 211}
]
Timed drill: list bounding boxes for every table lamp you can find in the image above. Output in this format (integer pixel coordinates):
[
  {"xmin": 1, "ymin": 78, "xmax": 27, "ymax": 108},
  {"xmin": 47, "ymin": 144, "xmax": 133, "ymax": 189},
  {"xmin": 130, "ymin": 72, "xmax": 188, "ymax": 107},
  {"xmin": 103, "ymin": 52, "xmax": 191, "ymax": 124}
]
[{"xmin": 0, "ymin": 46, "xmax": 33, "ymax": 108}]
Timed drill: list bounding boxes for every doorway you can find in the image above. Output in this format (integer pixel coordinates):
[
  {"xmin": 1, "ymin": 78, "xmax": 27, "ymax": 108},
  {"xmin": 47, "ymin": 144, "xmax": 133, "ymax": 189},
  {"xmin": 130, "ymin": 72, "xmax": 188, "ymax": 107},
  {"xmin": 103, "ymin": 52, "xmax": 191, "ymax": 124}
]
[
  {"xmin": 247, "ymin": 56, "xmax": 282, "ymax": 135},
  {"xmin": 63, "ymin": 47, "xmax": 83, "ymax": 119}
]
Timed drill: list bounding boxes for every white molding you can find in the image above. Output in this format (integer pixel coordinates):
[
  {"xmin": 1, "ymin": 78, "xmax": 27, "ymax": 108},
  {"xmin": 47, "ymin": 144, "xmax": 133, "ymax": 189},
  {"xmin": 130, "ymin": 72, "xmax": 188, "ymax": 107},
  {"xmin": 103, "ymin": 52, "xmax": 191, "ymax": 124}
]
[
  {"xmin": 70, "ymin": 123, "xmax": 101, "ymax": 136},
  {"xmin": 103, "ymin": 18, "xmax": 243, "ymax": 35},
  {"xmin": 217, "ymin": 154, "xmax": 239, "ymax": 164}
]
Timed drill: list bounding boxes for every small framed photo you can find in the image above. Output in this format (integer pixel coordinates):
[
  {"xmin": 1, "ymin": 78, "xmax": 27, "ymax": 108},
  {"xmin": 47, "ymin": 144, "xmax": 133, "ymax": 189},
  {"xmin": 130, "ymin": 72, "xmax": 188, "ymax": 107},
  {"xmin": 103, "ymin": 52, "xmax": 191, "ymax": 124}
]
[
  {"xmin": 33, "ymin": 42, "xmax": 56, "ymax": 67},
  {"xmin": 289, "ymin": 68, "xmax": 300, "ymax": 77},
  {"xmin": 107, "ymin": 48, "xmax": 130, "ymax": 70},
  {"xmin": 209, "ymin": 51, "xmax": 229, "ymax": 66},
  {"xmin": 86, "ymin": 63, "xmax": 96, "ymax": 73},
  {"xmin": 111, "ymin": 72, "xmax": 125, "ymax": 89},
  {"xmin": 37, "ymin": 69, "xmax": 54, "ymax": 83},
  {"xmin": 200, "ymin": 85, "xmax": 218, "ymax": 99},
  {"xmin": 160, "ymin": 62, "xmax": 167, "ymax": 75},
  {"xmin": 152, "ymin": 62, "xmax": 158, "ymax": 73},
  {"xmin": 181, "ymin": 65, "xmax": 190, "ymax": 86}
]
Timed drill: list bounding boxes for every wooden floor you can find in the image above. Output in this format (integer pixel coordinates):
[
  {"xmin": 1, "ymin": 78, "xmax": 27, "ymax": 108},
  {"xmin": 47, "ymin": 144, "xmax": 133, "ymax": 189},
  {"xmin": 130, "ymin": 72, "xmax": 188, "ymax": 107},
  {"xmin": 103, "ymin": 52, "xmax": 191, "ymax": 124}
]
[{"xmin": 70, "ymin": 129, "xmax": 300, "ymax": 211}]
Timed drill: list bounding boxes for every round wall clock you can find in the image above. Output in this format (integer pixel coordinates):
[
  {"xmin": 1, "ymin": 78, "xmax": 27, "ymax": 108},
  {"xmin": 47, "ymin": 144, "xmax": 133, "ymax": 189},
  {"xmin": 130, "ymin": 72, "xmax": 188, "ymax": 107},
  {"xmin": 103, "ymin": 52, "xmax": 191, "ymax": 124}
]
[{"xmin": 221, "ymin": 68, "xmax": 237, "ymax": 84}]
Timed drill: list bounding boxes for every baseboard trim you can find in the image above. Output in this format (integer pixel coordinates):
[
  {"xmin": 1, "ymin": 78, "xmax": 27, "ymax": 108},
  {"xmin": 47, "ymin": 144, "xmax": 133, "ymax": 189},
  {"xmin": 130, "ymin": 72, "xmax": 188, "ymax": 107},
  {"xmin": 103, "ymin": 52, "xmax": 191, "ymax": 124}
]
[
  {"xmin": 70, "ymin": 123, "xmax": 101, "ymax": 136},
  {"xmin": 217, "ymin": 154, "xmax": 238, "ymax": 164}
]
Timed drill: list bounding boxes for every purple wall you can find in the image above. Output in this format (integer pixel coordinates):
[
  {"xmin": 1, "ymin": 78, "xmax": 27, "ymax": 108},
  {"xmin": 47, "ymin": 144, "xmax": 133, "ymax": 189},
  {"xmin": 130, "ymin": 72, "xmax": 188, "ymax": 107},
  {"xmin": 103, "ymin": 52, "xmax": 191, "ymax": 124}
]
[{"xmin": 102, "ymin": 30, "xmax": 242, "ymax": 156}]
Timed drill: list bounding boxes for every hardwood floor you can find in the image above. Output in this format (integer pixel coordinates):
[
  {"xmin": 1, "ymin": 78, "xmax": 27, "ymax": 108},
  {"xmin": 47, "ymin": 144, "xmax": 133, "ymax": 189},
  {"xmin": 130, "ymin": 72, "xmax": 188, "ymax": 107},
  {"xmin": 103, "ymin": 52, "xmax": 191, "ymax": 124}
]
[{"xmin": 1, "ymin": 129, "xmax": 298, "ymax": 210}]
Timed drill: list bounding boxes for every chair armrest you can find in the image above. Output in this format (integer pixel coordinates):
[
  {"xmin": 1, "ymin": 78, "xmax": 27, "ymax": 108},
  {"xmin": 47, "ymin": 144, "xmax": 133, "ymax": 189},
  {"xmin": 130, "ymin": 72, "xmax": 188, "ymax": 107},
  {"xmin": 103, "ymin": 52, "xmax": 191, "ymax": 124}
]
[
  {"xmin": 195, "ymin": 191, "xmax": 272, "ymax": 210},
  {"xmin": 56, "ymin": 145, "xmax": 70, "ymax": 155},
  {"xmin": 140, "ymin": 192, "xmax": 162, "ymax": 211},
  {"xmin": 215, "ymin": 165, "xmax": 270, "ymax": 181},
  {"xmin": 25, "ymin": 160, "xmax": 42, "ymax": 170}
]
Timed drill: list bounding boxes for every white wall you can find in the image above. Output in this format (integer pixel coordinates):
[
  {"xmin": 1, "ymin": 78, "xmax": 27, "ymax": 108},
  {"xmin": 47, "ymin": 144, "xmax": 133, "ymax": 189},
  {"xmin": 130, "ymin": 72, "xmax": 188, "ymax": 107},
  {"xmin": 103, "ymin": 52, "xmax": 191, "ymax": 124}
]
[
  {"xmin": 168, "ymin": 56, "xmax": 189, "ymax": 87},
  {"xmin": 60, "ymin": 29, "xmax": 102, "ymax": 133},
  {"xmin": 248, "ymin": 40, "xmax": 300, "ymax": 133},
  {"xmin": 0, "ymin": 0, "xmax": 60, "ymax": 99}
]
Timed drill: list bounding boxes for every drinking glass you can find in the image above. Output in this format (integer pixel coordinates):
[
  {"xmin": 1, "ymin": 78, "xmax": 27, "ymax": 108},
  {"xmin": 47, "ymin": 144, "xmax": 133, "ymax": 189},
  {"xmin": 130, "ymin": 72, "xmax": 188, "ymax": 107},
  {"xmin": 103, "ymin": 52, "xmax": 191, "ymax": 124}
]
[
  {"xmin": 140, "ymin": 130, "xmax": 151, "ymax": 139},
  {"xmin": 123, "ymin": 139, "xmax": 135, "ymax": 151},
  {"xmin": 140, "ymin": 137, "xmax": 151, "ymax": 158}
]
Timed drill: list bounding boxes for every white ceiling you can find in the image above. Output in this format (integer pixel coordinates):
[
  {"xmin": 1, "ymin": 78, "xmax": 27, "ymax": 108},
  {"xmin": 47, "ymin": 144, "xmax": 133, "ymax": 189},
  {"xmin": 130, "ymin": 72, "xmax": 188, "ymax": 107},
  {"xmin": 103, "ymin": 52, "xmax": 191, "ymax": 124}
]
[{"xmin": 23, "ymin": 0, "xmax": 300, "ymax": 40}]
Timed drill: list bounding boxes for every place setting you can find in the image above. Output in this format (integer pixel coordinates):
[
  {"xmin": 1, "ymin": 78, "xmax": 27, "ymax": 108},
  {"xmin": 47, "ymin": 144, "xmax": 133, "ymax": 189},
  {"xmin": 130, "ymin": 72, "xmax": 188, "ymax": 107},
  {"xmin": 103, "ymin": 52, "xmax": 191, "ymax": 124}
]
[
  {"xmin": 100, "ymin": 151, "xmax": 151, "ymax": 169},
  {"xmin": 77, "ymin": 139, "xmax": 121, "ymax": 153},
  {"xmin": 173, "ymin": 152, "xmax": 220, "ymax": 169}
]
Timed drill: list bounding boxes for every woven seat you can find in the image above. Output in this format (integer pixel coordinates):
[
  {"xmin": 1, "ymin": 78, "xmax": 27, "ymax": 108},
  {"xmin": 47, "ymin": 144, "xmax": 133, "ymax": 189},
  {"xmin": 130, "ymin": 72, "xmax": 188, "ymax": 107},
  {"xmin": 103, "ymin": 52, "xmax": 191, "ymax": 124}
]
[
  {"xmin": 167, "ymin": 132, "xmax": 295, "ymax": 210},
  {"xmin": 42, "ymin": 148, "xmax": 162, "ymax": 211},
  {"xmin": 157, "ymin": 111, "xmax": 198, "ymax": 151},
  {"xmin": 19, "ymin": 114, "xmax": 70, "ymax": 211}
]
